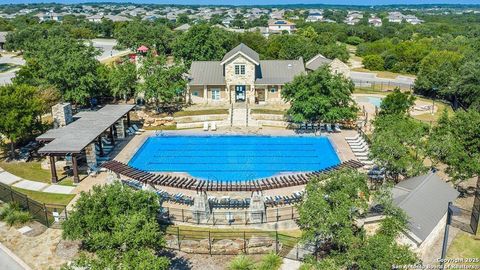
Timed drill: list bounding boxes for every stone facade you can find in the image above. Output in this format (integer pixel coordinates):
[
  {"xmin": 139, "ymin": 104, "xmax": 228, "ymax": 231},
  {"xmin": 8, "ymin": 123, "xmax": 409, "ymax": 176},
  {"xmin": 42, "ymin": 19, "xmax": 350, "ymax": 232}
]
[
  {"xmin": 329, "ymin": 59, "xmax": 351, "ymax": 78},
  {"xmin": 85, "ymin": 143, "xmax": 97, "ymax": 168},
  {"xmin": 52, "ymin": 103, "xmax": 73, "ymax": 128}
]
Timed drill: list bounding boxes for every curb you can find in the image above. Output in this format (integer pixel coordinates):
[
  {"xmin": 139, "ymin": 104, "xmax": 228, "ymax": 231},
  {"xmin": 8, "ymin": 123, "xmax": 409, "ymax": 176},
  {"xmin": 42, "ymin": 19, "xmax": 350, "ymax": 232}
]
[{"xmin": 0, "ymin": 242, "xmax": 33, "ymax": 270}]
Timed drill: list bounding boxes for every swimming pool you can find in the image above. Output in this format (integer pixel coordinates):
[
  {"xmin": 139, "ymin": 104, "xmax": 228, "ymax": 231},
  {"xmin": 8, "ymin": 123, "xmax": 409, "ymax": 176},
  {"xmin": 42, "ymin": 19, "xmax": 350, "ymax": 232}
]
[
  {"xmin": 354, "ymin": 96, "xmax": 383, "ymax": 107},
  {"xmin": 128, "ymin": 135, "xmax": 340, "ymax": 182}
]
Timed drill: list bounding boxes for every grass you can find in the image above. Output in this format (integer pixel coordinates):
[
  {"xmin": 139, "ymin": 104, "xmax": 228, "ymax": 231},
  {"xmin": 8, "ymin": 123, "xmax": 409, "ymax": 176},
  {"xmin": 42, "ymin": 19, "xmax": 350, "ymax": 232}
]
[
  {"xmin": 144, "ymin": 125, "xmax": 178, "ymax": 131},
  {"xmin": 251, "ymin": 109, "xmax": 286, "ymax": 115},
  {"xmin": 0, "ymin": 161, "xmax": 58, "ymax": 184},
  {"xmin": 352, "ymin": 67, "xmax": 416, "ymax": 79},
  {"xmin": 172, "ymin": 109, "xmax": 229, "ymax": 117},
  {"xmin": 447, "ymin": 230, "xmax": 480, "ymax": 259},
  {"xmin": 11, "ymin": 187, "xmax": 75, "ymax": 205},
  {"xmin": 0, "ymin": 202, "xmax": 32, "ymax": 227},
  {"xmin": 100, "ymin": 51, "xmax": 131, "ymax": 65}
]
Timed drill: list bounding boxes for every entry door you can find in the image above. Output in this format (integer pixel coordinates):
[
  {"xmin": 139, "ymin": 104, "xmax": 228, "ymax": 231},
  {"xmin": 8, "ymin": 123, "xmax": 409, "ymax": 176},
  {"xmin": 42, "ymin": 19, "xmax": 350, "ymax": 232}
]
[
  {"xmin": 257, "ymin": 89, "xmax": 265, "ymax": 102},
  {"xmin": 235, "ymin": 85, "xmax": 246, "ymax": 102}
]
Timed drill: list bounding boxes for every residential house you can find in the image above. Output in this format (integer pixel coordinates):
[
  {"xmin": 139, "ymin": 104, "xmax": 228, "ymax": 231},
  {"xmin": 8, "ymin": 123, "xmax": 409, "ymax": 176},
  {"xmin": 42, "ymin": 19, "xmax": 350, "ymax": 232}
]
[
  {"xmin": 388, "ymin": 11, "xmax": 404, "ymax": 23},
  {"xmin": 0, "ymin": 31, "xmax": 9, "ymax": 50},
  {"xmin": 174, "ymin": 23, "xmax": 191, "ymax": 31},
  {"xmin": 187, "ymin": 43, "xmax": 305, "ymax": 105},
  {"xmin": 87, "ymin": 14, "xmax": 103, "ymax": 23},
  {"xmin": 404, "ymin": 15, "xmax": 423, "ymax": 24},
  {"xmin": 268, "ymin": 19, "xmax": 296, "ymax": 34},
  {"xmin": 305, "ymin": 54, "xmax": 350, "ymax": 78},
  {"xmin": 344, "ymin": 11, "xmax": 363, "ymax": 25},
  {"xmin": 306, "ymin": 12, "xmax": 323, "ymax": 22},
  {"xmin": 368, "ymin": 16, "xmax": 383, "ymax": 27},
  {"xmin": 37, "ymin": 12, "xmax": 63, "ymax": 22}
]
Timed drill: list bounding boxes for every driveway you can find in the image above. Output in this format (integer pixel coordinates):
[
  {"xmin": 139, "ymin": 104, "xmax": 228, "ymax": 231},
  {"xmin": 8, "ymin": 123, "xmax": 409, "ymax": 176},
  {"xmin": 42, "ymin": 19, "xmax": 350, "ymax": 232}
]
[{"xmin": 90, "ymin": 38, "xmax": 131, "ymax": 61}]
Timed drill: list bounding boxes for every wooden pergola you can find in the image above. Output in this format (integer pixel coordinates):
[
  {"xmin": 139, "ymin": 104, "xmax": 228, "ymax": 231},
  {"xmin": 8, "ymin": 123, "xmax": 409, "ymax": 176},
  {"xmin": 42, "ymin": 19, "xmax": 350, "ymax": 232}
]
[{"xmin": 36, "ymin": 105, "xmax": 135, "ymax": 184}]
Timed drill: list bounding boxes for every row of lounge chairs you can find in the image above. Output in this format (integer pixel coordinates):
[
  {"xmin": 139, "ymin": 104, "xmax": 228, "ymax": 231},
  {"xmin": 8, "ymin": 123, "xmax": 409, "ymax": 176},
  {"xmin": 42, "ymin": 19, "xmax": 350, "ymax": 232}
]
[
  {"xmin": 126, "ymin": 124, "xmax": 145, "ymax": 136},
  {"xmin": 102, "ymin": 160, "xmax": 365, "ymax": 192},
  {"xmin": 203, "ymin": 122, "xmax": 217, "ymax": 131},
  {"xmin": 264, "ymin": 191, "xmax": 304, "ymax": 207},
  {"xmin": 296, "ymin": 123, "xmax": 342, "ymax": 134},
  {"xmin": 121, "ymin": 179, "xmax": 194, "ymax": 205},
  {"xmin": 345, "ymin": 133, "xmax": 374, "ymax": 166}
]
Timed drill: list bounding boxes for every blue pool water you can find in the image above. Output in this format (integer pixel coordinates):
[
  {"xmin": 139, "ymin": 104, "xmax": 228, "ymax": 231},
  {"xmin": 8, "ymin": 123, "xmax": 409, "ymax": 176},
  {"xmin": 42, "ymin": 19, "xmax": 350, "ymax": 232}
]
[
  {"xmin": 128, "ymin": 136, "xmax": 340, "ymax": 182},
  {"xmin": 355, "ymin": 96, "xmax": 383, "ymax": 107}
]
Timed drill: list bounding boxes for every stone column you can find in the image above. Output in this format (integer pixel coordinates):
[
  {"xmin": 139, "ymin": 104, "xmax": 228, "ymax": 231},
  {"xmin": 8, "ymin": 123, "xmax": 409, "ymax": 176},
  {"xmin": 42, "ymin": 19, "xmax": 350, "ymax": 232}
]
[
  {"xmin": 109, "ymin": 127, "xmax": 115, "ymax": 145},
  {"xmin": 115, "ymin": 119, "xmax": 125, "ymax": 139},
  {"xmin": 126, "ymin": 112, "xmax": 131, "ymax": 128},
  {"xmin": 191, "ymin": 192, "xmax": 211, "ymax": 224},
  {"xmin": 265, "ymin": 85, "xmax": 269, "ymax": 102},
  {"xmin": 85, "ymin": 143, "xmax": 97, "ymax": 168},
  {"xmin": 97, "ymin": 137, "xmax": 104, "ymax": 156},
  {"xmin": 49, "ymin": 155, "xmax": 58, "ymax": 183},
  {"xmin": 249, "ymin": 192, "xmax": 266, "ymax": 223},
  {"xmin": 72, "ymin": 155, "xmax": 80, "ymax": 184},
  {"xmin": 203, "ymin": 85, "xmax": 208, "ymax": 104}
]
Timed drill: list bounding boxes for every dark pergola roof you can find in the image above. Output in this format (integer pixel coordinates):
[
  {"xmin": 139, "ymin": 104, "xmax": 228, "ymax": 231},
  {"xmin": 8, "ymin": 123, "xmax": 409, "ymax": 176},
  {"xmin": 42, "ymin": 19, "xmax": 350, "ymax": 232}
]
[{"xmin": 37, "ymin": 105, "xmax": 134, "ymax": 154}]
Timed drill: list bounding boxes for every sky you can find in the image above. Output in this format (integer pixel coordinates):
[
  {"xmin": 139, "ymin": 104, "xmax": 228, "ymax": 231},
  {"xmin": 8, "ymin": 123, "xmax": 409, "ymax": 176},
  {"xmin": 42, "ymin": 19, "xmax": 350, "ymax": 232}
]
[{"xmin": 2, "ymin": 0, "xmax": 480, "ymax": 5}]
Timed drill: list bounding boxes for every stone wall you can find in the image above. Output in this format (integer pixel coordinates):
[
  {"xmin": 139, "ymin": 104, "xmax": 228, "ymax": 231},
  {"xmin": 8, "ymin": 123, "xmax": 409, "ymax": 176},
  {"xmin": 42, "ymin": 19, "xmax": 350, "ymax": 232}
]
[
  {"xmin": 224, "ymin": 55, "xmax": 256, "ymax": 86},
  {"xmin": 329, "ymin": 59, "xmax": 351, "ymax": 78},
  {"xmin": 52, "ymin": 103, "xmax": 73, "ymax": 128}
]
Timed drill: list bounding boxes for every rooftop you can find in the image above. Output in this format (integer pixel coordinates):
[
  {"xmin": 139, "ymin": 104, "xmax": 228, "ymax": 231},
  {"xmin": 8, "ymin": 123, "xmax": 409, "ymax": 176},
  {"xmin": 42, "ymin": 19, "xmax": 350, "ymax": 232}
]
[{"xmin": 37, "ymin": 105, "xmax": 134, "ymax": 154}]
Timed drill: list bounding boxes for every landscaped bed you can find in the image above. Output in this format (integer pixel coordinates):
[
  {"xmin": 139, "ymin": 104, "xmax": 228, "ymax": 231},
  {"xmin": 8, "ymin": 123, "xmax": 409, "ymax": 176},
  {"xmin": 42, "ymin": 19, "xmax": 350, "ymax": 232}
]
[{"xmin": 251, "ymin": 109, "xmax": 286, "ymax": 115}]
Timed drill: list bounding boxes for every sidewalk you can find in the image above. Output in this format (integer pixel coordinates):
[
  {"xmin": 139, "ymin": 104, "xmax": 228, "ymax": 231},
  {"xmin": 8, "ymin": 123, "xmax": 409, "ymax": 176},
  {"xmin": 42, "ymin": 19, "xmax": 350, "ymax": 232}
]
[
  {"xmin": 0, "ymin": 169, "xmax": 75, "ymax": 195},
  {"xmin": 0, "ymin": 242, "xmax": 32, "ymax": 270}
]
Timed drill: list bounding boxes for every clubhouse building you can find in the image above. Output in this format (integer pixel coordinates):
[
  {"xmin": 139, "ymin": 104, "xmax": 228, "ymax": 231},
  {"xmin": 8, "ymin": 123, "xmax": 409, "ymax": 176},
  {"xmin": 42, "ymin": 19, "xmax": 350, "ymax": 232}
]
[{"xmin": 186, "ymin": 43, "xmax": 349, "ymax": 105}]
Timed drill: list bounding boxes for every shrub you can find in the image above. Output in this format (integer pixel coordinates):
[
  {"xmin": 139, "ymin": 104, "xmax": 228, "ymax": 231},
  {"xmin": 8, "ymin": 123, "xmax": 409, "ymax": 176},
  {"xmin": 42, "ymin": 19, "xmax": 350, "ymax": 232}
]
[
  {"xmin": 0, "ymin": 202, "xmax": 32, "ymax": 226},
  {"xmin": 228, "ymin": 254, "xmax": 255, "ymax": 270},
  {"xmin": 257, "ymin": 252, "xmax": 282, "ymax": 270},
  {"xmin": 346, "ymin": 36, "xmax": 364, "ymax": 46},
  {"xmin": 362, "ymin": 54, "xmax": 385, "ymax": 71}
]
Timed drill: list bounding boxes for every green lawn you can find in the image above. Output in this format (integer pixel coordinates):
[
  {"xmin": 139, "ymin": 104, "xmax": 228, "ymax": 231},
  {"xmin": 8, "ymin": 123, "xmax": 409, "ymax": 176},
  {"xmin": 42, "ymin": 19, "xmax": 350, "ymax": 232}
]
[
  {"xmin": 0, "ymin": 161, "xmax": 56, "ymax": 183},
  {"xmin": 144, "ymin": 125, "xmax": 178, "ymax": 131},
  {"xmin": 447, "ymin": 230, "xmax": 480, "ymax": 259},
  {"xmin": 11, "ymin": 187, "xmax": 75, "ymax": 205},
  {"xmin": 172, "ymin": 109, "xmax": 229, "ymax": 117},
  {"xmin": 251, "ymin": 109, "xmax": 286, "ymax": 115}
]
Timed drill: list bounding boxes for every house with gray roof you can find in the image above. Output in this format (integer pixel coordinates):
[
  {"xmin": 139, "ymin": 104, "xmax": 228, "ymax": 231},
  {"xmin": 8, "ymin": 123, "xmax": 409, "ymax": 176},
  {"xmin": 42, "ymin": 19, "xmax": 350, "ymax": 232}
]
[
  {"xmin": 306, "ymin": 54, "xmax": 350, "ymax": 78},
  {"xmin": 187, "ymin": 43, "xmax": 305, "ymax": 105},
  {"xmin": 393, "ymin": 173, "xmax": 458, "ymax": 255}
]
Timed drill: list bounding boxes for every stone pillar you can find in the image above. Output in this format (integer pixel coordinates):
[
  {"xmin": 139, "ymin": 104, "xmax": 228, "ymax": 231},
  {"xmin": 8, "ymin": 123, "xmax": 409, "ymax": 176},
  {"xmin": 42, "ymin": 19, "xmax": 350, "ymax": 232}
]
[
  {"xmin": 191, "ymin": 192, "xmax": 211, "ymax": 224},
  {"xmin": 126, "ymin": 112, "xmax": 131, "ymax": 128},
  {"xmin": 52, "ymin": 103, "xmax": 73, "ymax": 128},
  {"xmin": 85, "ymin": 143, "xmax": 97, "ymax": 168},
  {"xmin": 115, "ymin": 119, "xmax": 125, "ymax": 139},
  {"xmin": 72, "ymin": 155, "xmax": 80, "ymax": 184},
  {"xmin": 49, "ymin": 155, "xmax": 58, "ymax": 183},
  {"xmin": 203, "ymin": 85, "xmax": 208, "ymax": 104},
  {"xmin": 109, "ymin": 127, "xmax": 115, "ymax": 144},
  {"xmin": 265, "ymin": 85, "xmax": 269, "ymax": 102},
  {"xmin": 249, "ymin": 192, "xmax": 266, "ymax": 223},
  {"xmin": 97, "ymin": 137, "xmax": 104, "ymax": 156}
]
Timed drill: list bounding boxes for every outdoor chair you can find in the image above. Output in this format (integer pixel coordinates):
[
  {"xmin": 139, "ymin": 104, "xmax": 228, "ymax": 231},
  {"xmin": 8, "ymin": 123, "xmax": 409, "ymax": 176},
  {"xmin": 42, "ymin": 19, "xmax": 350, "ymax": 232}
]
[
  {"xmin": 345, "ymin": 134, "xmax": 361, "ymax": 141},
  {"xmin": 334, "ymin": 124, "xmax": 342, "ymax": 132},
  {"xmin": 211, "ymin": 122, "xmax": 217, "ymax": 131},
  {"xmin": 203, "ymin": 122, "xmax": 209, "ymax": 131},
  {"xmin": 132, "ymin": 124, "xmax": 145, "ymax": 132},
  {"xmin": 326, "ymin": 124, "xmax": 333, "ymax": 133}
]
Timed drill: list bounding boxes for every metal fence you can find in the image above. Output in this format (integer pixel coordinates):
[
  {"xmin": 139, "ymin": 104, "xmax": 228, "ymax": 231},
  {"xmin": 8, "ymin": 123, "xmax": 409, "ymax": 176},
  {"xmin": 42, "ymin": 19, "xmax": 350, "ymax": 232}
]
[
  {"xmin": 352, "ymin": 79, "xmax": 414, "ymax": 91},
  {"xmin": 161, "ymin": 205, "xmax": 299, "ymax": 225},
  {"xmin": 0, "ymin": 183, "xmax": 68, "ymax": 228},
  {"xmin": 164, "ymin": 227, "xmax": 314, "ymax": 261}
]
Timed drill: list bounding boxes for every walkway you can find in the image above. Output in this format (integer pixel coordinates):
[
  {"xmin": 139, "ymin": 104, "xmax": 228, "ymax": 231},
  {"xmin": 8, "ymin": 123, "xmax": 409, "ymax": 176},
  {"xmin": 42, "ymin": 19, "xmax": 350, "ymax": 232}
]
[{"xmin": 0, "ymin": 169, "xmax": 74, "ymax": 194}]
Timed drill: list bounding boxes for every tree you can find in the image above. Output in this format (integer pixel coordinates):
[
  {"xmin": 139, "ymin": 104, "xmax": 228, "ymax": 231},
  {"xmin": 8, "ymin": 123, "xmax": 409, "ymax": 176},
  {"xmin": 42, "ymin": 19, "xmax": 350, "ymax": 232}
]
[
  {"xmin": 362, "ymin": 54, "xmax": 384, "ymax": 71},
  {"xmin": 427, "ymin": 109, "xmax": 480, "ymax": 186},
  {"xmin": 138, "ymin": 53, "xmax": 187, "ymax": 110},
  {"xmin": 379, "ymin": 88, "xmax": 415, "ymax": 116},
  {"xmin": 172, "ymin": 24, "xmax": 237, "ymax": 66},
  {"xmin": 449, "ymin": 58, "xmax": 480, "ymax": 110},
  {"xmin": 62, "ymin": 182, "xmax": 170, "ymax": 269},
  {"xmin": 414, "ymin": 50, "xmax": 464, "ymax": 98},
  {"xmin": 370, "ymin": 114, "xmax": 429, "ymax": 180},
  {"xmin": 114, "ymin": 20, "xmax": 174, "ymax": 54},
  {"xmin": 108, "ymin": 61, "xmax": 137, "ymax": 102},
  {"xmin": 282, "ymin": 67, "xmax": 358, "ymax": 124},
  {"xmin": 0, "ymin": 84, "xmax": 43, "ymax": 157},
  {"xmin": 14, "ymin": 36, "xmax": 101, "ymax": 105},
  {"xmin": 297, "ymin": 169, "xmax": 370, "ymax": 248}
]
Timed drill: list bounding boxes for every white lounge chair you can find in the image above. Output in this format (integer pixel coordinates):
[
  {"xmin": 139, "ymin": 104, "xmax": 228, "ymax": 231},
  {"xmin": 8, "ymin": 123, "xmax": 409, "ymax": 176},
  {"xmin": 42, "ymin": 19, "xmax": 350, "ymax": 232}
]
[
  {"xmin": 203, "ymin": 122, "xmax": 209, "ymax": 131},
  {"xmin": 352, "ymin": 147, "xmax": 369, "ymax": 152},
  {"xmin": 345, "ymin": 134, "xmax": 360, "ymax": 141},
  {"xmin": 132, "ymin": 124, "xmax": 145, "ymax": 132},
  {"xmin": 349, "ymin": 140, "xmax": 366, "ymax": 146},
  {"xmin": 347, "ymin": 136, "xmax": 364, "ymax": 143},
  {"xmin": 350, "ymin": 143, "xmax": 368, "ymax": 150},
  {"xmin": 356, "ymin": 156, "xmax": 371, "ymax": 161},
  {"xmin": 211, "ymin": 122, "xmax": 217, "ymax": 131},
  {"xmin": 354, "ymin": 152, "xmax": 369, "ymax": 157},
  {"xmin": 334, "ymin": 123, "xmax": 341, "ymax": 132}
]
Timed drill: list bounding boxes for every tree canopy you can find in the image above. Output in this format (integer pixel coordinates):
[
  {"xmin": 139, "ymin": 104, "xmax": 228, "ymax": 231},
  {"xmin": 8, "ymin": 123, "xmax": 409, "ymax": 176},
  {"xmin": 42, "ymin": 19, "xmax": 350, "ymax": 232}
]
[
  {"xmin": 282, "ymin": 67, "xmax": 358, "ymax": 124},
  {"xmin": 108, "ymin": 61, "xmax": 137, "ymax": 102},
  {"xmin": 62, "ymin": 182, "xmax": 170, "ymax": 270},
  {"xmin": 114, "ymin": 20, "xmax": 174, "ymax": 54},
  {"xmin": 379, "ymin": 88, "xmax": 416, "ymax": 116}
]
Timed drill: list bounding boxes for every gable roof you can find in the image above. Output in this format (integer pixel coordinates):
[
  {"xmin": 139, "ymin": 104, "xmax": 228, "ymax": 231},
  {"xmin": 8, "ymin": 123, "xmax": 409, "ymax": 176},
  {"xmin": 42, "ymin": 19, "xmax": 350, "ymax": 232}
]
[
  {"xmin": 255, "ymin": 59, "xmax": 305, "ymax": 84},
  {"xmin": 189, "ymin": 61, "xmax": 225, "ymax": 85},
  {"xmin": 305, "ymin": 54, "xmax": 333, "ymax": 71},
  {"xmin": 220, "ymin": 43, "xmax": 260, "ymax": 66},
  {"xmin": 393, "ymin": 173, "xmax": 459, "ymax": 242}
]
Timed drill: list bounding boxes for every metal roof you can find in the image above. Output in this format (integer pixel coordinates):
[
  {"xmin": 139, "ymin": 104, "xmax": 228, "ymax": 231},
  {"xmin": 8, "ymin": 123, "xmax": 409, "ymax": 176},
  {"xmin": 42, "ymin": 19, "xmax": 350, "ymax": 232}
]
[
  {"xmin": 221, "ymin": 43, "xmax": 260, "ymax": 65},
  {"xmin": 305, "ymin": 54, "xmax": 333, "ymax": 71},
  {"xmin": 37, "ymin": 105, "xmax": 134, "ymax": 154},
  {"xmin": 393, "ymin": 173, "xmax": 459, "ymax": 242},
  {"xmin": 255, "ymin": 59, "xmax": 305, "ymax": 84},
  {"xmin": 189, "ymin": 61, "xmax": 225, "ymax": 85}
]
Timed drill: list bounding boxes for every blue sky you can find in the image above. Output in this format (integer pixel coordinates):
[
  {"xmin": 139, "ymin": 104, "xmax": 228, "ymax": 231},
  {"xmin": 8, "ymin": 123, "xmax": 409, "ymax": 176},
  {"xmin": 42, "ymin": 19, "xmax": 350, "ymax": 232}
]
[{"xmin": 2, "ymin": 0, "xmax": 480, "ymax": 5}]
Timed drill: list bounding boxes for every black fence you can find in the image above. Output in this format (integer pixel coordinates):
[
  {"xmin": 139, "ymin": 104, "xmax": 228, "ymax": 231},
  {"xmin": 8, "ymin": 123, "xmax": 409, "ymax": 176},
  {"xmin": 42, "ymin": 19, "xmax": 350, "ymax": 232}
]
[
  {"xmin": 0, "ymin": 183, "xmax": 68, "ymax": 228},
  {"xmin": 164, "ymin": 227, "xmax": 314, "ymax": 261},
  {"xmin": 161, "ymin": 206, "xmax": 299, "ymax": 225},
  {"xmin": 353, "ymin": 79, "xmax": 414, "ymax": 91}
]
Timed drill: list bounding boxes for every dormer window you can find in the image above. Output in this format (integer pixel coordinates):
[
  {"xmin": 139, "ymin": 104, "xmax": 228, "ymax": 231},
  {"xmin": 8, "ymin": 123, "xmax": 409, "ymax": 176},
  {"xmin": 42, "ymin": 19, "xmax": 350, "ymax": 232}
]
[{"xmin": 235, "ymin": 64, "xmax": 246, "ymax": 75}]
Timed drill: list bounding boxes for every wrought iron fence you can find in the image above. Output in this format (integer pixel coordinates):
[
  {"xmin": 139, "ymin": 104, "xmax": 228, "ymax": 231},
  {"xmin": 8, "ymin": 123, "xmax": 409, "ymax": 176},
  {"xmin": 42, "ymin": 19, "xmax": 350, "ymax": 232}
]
[
  {"xmin": 164, "ymin": 227, "xmax": 313, "ymax": 261},
  {"xmin": 353, "ymin": 79, "xmax": 414, "ymax": 91},
  {"xmin": 0, "ymin": 183, "xmax": 68, "ymax": 228},
  {"xmin": 161, "ymin": 205, "xmax": 299, "ymax": 225}
]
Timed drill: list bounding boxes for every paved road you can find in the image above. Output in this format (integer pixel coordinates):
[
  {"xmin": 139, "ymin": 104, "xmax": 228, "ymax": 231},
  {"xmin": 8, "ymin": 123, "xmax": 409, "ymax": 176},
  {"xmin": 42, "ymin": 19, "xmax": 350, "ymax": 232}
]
[
  {"xmin": 0, "ymin": 54, "xmax": 25, "ymax": 85},
  {"xmin": 0, "ymin": 244, "xmax": 29, "ymax": 270},
  {"xmin": 90, "ymin": 38, "xmax": 131, "ymax": 61}
]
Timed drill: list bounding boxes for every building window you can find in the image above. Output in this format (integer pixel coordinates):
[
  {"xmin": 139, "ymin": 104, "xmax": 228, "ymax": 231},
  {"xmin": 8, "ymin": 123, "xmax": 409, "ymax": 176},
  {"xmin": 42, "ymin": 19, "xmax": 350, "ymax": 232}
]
[
  {"xmin": 212, "ymin": 89, "xmax": 220, "ymax": 100},
  {"xmin": 235, "ymin": 65, "xmax": 246, "ymax": 75},
  {"xmin": 270, "ymin": 87, "xmax": 277, "ymax": 93},
  {"xmin": 193, "ymin": 91, "xmax": 199, "ymax": 96}
]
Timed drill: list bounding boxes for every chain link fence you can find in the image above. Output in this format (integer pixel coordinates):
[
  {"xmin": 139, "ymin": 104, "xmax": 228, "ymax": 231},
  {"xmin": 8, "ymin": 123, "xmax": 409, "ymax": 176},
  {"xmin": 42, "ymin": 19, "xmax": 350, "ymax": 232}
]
[
  {"xmin": 0, "ymin": 183, "xmax": 68, "ymax": 228},
  {"xmin": 353, "ymin": 79, "xmax": 414, "ymax": 92}
]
